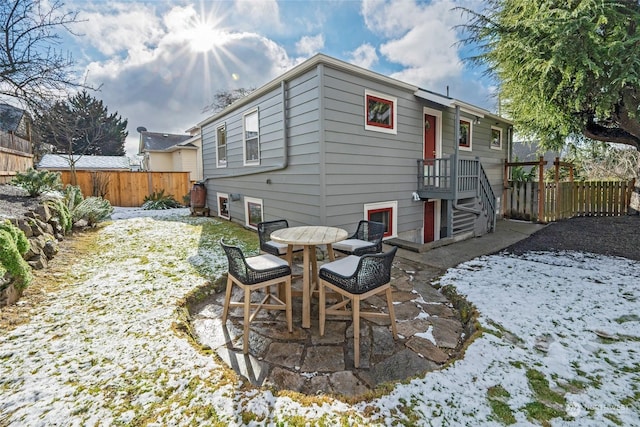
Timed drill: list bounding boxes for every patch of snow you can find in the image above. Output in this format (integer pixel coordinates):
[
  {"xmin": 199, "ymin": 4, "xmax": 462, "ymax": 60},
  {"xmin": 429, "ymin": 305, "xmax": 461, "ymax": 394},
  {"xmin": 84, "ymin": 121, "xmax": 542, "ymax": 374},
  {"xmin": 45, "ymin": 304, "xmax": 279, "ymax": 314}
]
[{"xmin": 1, "ymin": 209, "xmax": 638, "ymax": 425}]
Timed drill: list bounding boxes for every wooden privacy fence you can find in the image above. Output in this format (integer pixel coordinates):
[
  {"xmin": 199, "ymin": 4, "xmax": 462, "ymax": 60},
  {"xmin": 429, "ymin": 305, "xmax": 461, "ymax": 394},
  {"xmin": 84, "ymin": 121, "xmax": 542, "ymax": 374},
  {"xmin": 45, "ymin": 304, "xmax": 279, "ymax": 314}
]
[
  {"xmin": 503, "ymin": 157, "xmax": 635, "ymax": 222},
  {"xmin": 504, "ymin": 180, "xmax": 635, "ymax": 222},
  {"xmin": 59, "ymin": 170, "xmax": 191, "ymax": 207},
  {"xmin": 1, "ymin": 133, "xmax": 33, "ymax": 184}
]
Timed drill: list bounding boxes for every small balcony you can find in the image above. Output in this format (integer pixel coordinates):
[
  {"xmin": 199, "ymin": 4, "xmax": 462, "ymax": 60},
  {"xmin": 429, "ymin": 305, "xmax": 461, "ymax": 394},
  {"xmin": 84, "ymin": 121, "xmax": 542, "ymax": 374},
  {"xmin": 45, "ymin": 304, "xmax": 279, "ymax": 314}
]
[{"xmin": 416, "ymin": 156, "xmax": 481, "ymax": 200}]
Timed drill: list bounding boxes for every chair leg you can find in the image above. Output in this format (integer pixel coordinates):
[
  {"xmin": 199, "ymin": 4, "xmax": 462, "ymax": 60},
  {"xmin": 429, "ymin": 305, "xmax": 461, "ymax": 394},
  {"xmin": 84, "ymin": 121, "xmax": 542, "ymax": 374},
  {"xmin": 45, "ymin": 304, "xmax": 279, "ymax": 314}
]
[
  {"xmin": 353, "ymin": 295, "xmax": 360, "ymax": 368},
  {"xmin": 222, "ymin": 275, "xmax": 234, "ymax": 323},
  {"xmin": 319, "ymin": 280, "xmax": 326, "ymax": 336},
  {"xmin": 386, "ymin": 287, "xmax": 398, "ymax": 339},
  {"xmin": 243, "ymin": 287, "xmax": 251, "ymax": 354}
]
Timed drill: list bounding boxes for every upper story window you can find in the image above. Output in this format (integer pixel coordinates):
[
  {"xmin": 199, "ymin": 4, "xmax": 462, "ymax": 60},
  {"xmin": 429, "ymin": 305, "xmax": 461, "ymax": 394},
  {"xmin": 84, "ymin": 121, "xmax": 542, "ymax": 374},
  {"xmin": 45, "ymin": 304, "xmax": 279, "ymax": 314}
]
[
  {"xmin": 216, "ymin": 124, "xmax": 227, "ymax": 167},
  {"xmin": 364, "ymin": 90, "xmax": 397, "ymax": 135},
  {"xmin": 491, "ymin": 126, "xmax": 503, "ymax": 150},
  {"xmin": 459, "ymin": 119, "xmax": 472, "ymax": 151},
  {"xmin": 243, "ymin": 108, "xmax": 260, "ymax": 165}
]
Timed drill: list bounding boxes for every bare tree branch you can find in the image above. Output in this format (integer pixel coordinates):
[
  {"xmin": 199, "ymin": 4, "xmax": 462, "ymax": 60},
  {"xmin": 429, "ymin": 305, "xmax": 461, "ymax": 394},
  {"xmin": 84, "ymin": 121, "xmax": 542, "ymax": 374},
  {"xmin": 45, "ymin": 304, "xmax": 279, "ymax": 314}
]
[{"xmin": 0, "ymin": 0, "xmax": 91, "ymax": 111}]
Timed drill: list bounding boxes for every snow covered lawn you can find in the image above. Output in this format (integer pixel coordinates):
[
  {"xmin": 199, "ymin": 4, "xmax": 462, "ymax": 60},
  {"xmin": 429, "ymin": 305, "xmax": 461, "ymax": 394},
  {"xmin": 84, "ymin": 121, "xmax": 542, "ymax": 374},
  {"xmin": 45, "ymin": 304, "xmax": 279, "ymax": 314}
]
[{"xmin": 1, "ymin": 209, "xmax": 638, "ymax": 425}]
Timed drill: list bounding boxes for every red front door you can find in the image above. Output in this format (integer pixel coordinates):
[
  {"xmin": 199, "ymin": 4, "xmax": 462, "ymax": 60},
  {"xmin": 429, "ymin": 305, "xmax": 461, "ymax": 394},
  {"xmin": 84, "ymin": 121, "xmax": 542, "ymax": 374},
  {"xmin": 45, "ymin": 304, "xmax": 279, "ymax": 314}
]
[{"xmin": 423, "ymin": 114, "xmax": 437, "ymax": 243}]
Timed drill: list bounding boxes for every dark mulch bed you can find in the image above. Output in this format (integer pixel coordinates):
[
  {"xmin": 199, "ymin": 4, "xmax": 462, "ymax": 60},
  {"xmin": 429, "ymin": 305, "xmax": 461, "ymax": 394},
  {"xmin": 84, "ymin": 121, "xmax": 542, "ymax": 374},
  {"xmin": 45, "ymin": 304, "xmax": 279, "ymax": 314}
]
[{"xmin": 504, "ymin": 215, "xmax": 640, "ymax": 261}]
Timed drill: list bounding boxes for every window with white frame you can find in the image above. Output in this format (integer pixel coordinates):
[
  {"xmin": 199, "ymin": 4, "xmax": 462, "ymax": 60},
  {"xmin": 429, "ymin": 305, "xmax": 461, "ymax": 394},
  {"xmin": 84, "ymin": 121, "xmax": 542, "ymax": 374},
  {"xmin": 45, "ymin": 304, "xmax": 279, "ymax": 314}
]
[
  {"xmin": 459, "ymin": 119, "xmax": 472, "ymax": 151},
  {"xmin": 216, "ymin": 124, "xmax": 227, "ymax": 167},
  {"xmin": 364, "ymin": 201, "xmax": 398, "ymax": 238},
  {"xmin": 243, "ymin": 109, "xmax": 260, "ymax": 165},
  {"xmin": 244, "ymin": 197, "xmax": 263, "ymax": 229},
  {"xmin": 364, "ymin": 90, "xmax": 397, "ymax": 134},
  {"xmin": 491, "ymin": 126, "xmax": 503, "ymax": 150},
  {"xmin": 217, "ymin": 192, "xmax": 230, "ymax": 219}
]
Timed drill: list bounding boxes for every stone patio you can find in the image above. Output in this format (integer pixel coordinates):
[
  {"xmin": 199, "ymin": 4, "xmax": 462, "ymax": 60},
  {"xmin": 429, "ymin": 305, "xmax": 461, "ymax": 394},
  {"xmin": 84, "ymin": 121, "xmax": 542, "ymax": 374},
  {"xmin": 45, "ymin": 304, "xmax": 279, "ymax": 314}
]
[{"xmin": 190, "ymin": 255, "xmax": 470, "ymax": 398}]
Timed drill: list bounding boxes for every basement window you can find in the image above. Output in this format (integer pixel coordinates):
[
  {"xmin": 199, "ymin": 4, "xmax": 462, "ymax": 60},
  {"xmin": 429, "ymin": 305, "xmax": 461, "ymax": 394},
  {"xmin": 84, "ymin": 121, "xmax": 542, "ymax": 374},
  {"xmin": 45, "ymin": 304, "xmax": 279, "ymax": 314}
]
[
  {"xmin": 244, "ymin": 197, "xmax": 263, "ymax": 229},
  {"xmin": 217, "ymin": 192, "xmax": 230, "ymax": 219},
  {"xmin": 364, "ymin": 201, "xmax": 398, "ymax": 238}
]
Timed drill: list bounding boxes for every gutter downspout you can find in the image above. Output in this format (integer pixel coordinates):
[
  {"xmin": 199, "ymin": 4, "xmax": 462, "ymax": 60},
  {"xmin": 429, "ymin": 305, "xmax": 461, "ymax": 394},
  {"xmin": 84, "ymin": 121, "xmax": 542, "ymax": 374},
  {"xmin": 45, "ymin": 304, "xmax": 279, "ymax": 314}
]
[
  {"xmin": 201, "ymin": 80, "xmax": 289, "ymax": 182},
  {"xmin": 452, "ymin": 104, "xmax": 481, "ymax": 215}
]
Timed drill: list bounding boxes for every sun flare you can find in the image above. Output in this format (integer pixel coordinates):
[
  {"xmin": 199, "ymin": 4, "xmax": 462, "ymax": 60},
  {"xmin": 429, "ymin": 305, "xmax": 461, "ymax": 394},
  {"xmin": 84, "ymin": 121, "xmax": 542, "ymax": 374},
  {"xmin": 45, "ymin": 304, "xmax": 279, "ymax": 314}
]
[{"xmin": 187, "ymin": 23, "xmax": 227, "ymax": 53}]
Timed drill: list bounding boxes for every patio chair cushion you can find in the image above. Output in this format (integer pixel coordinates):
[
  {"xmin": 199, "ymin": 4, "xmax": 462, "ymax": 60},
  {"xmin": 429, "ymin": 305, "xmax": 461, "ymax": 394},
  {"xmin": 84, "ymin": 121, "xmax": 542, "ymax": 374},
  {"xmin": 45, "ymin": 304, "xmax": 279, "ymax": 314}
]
[
  {"xmin": 245, "ymin": 253, "xmax": 290, "ymax": 271},
  {"xmin": 332, "ymin": 239, "xmax": 376, "ymax": 254},
  {"xmin": 319, "ymin": 255, "xmax": 360, "ymax": 277},
  {"xmin": 264, "ymin": 240, "xmax": 304, "ymax": 256}
]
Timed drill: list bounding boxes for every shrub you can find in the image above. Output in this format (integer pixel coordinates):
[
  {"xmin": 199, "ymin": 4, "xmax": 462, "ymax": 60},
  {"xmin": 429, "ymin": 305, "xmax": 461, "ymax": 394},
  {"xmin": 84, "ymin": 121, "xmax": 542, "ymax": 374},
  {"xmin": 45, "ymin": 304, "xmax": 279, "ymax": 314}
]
[
  {"xmin": 72, "ymin": 197, "xmax": 114, "ymax": 226},
  {"xmin": 0, "ymin": 220, "xmax": 32, "ymax": 290},
  {"xmin": 11, "ymin": 168, "xmax": 62, "ymax": 197},
  {"xmin": 43, "ymin": 198, "xmax": 73, "ymax": 233},
  {"xmin": 142, "ymin": 190, "xmax": 182, "ymax": 210},
  {"xmin": 63, "ymin": 185, "xmax": 84, "ymax": 213}
]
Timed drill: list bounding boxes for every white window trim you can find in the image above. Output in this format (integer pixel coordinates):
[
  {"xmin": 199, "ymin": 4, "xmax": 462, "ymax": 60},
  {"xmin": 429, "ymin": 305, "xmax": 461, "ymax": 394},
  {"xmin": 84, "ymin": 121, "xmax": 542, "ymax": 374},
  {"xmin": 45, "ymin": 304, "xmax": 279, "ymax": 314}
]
[
  {"xmin": 364, "ymin": 89, "xmax": 398, "ymax": 135},
  {"xmin": 364, "ymin": 200, "xmax": 398, "ymax": 239},
  {"xmin": 217, "ymin": 192, "xmax": 230, "ymax": 219},
  {"xmin": 459, "ymin": 118, "xmax": 473, "ymax": 152},
  {"xmin": 244, "ymin": 196, "xmax": 263, "ymax": 230},
  {"xmin": 243, "ymin": 108, "xmax": 260, "ymax": 166},
  {"xmin": 491, "ymin": 126, "xmax": 503, "ymax": 150},
  {"xmin": 216, "ymin": 123, "xmax": 227, "ymax": 168}
]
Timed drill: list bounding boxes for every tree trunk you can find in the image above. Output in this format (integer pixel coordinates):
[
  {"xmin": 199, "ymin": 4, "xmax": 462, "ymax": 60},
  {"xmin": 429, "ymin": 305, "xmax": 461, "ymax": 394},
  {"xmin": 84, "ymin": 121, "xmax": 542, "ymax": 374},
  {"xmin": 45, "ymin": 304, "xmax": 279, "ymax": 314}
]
[{"xmin": 629, "ymin": 157, "xmax": 640, "ymax": 215}]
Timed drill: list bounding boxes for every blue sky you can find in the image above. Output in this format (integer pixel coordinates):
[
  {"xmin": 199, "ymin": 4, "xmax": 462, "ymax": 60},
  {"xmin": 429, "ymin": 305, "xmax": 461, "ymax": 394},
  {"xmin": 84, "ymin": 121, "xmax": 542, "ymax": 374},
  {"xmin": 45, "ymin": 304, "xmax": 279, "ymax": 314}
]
[{"xmin": 60, "ymin": 0, "xmax": 492, "ymax": 156}]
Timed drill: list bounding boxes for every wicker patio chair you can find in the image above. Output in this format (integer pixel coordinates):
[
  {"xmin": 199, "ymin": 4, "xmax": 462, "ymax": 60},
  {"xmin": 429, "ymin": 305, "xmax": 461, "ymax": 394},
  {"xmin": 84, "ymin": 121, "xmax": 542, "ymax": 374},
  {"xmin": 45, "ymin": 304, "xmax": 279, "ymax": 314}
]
[
  {"xmin": 318, "ymin": 246, "xmax": 398, "ymax": 368},
  {"xmin": 332, "ymin": 220, "xmax": 386, "ymax": 256},
  {"xmin": 220, "ymin": 239, "xmax": 292, "ymax": 354},
  {"xmin": 257, "ymin": 220, "xmax": 303, "ymax": 265}
]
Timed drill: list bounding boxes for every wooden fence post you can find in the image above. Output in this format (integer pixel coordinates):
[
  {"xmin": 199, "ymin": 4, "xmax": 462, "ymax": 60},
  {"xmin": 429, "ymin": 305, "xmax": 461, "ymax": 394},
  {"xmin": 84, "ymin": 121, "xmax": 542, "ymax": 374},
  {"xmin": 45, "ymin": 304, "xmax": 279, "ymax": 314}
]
[
  {"xmin": 503, "ymin": 159, "xmax": 509, "ymax": 217},
  {"xmin": 538, "ymin": 156, "xmax": 545, "ymax": 222}
]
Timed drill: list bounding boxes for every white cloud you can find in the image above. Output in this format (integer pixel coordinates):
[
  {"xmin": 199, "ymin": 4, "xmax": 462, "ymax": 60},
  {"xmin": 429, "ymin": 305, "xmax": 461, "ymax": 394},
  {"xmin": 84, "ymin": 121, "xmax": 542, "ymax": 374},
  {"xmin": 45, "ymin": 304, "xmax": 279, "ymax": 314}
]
[
  {"xmin": 295, "ymin": 34, "xmax": 325, "ymax": 56},
  {"xmin": 361, "ymin": 0, "xmax": 484, "ymax": 101},
  {"xmin": 348, "ymin": 43, "xmax": 378, "ymax": 69},
  {"xmin": 70, "ymin": 3, "xmax": 294, "ymax": 156},
  {"xmin": 72, "ymin": 3, "xmax": 164, "ymax": 57},
  {"xmin": 234, "ymin": 0, "xmax": 284, "ymax": 33}
]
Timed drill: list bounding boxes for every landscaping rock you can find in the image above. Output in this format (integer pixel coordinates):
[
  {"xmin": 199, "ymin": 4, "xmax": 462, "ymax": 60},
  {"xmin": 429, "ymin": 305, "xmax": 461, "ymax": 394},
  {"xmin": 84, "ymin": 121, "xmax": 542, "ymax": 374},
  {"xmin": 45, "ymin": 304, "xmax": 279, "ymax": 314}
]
[
  {"xmin": 28, "ymin": 254, "xmax": 47, "ymax": 270},
  {"xmin": 16, "ymin": 219, "xmax": 33, "ymax": 238},
  {"xmin": 33, "ymin": 204, "xmax": 52, "ymax": 222},
  {"xmin": 0, "ymin": 282, "xmax": 23, "ymax": 307},
  {"xmin": 43, "ymin": 240, "xmax": 59, "ymax": 260}
]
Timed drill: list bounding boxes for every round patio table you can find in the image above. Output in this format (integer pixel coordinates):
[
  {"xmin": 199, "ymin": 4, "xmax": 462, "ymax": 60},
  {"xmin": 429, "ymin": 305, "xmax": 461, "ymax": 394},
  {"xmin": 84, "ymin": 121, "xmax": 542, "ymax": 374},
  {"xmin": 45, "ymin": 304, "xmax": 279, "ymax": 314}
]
[{"xmin": 270, "ymin": 226, "xmax": 348, "ymax": 328}]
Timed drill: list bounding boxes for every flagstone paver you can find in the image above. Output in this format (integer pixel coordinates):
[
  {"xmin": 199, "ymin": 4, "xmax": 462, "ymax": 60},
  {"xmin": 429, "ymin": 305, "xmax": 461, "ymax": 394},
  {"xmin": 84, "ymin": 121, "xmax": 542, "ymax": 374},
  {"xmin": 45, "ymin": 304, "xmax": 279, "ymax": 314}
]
[{"xmin": 191, "ymin": 257, "xmax": 466, "ymax": 397}]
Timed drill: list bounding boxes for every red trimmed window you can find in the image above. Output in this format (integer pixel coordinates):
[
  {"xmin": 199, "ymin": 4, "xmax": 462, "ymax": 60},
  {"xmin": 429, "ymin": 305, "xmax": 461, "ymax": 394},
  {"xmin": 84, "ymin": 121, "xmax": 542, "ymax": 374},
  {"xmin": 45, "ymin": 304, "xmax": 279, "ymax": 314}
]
[
  {"xmin": 368, "ymin": 207, "xmax": 393, "ymax": 238},
  {"xmin": 366, "ymin": 94, "xmax": 394, "ymax": 129}
]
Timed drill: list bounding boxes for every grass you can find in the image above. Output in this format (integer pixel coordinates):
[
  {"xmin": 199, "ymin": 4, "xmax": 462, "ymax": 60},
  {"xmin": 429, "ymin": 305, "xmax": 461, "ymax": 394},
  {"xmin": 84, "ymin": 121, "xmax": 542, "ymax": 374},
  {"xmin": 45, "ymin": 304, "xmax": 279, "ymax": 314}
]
[{"xmin": 487, "ymin": 385, "xmax": 516, "ymax": 425}]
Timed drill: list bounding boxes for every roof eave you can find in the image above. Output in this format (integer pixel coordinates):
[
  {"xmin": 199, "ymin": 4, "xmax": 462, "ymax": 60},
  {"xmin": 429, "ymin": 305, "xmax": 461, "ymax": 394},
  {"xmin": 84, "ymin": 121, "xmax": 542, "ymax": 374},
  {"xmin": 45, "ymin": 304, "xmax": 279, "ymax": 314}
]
[{"xmin": 196, "ymin": 53, "xmax": 418, "ymax": 128}]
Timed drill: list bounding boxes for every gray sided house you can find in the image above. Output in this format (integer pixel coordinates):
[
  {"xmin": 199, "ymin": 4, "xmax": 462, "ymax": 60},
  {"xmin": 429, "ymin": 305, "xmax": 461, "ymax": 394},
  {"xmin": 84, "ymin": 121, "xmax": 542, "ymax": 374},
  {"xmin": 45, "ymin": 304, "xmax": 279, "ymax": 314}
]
[{"xmin": 196, "ymin": 54, "xmax": 512, "ymax": 246}]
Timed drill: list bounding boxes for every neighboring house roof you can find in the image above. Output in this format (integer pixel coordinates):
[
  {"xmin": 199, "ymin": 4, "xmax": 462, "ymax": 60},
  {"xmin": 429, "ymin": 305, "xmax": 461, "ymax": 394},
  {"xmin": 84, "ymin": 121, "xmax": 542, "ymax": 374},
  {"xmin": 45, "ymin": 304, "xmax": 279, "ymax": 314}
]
[
  {"xmin": 196, "ymin": 53, "xmax": 513, "ymax": 128},
  {"xmin": 0, "ymin": 103, "xmax": 26, "ymax": 133},
  {"xmin": 139, "ymin": 131, "xmax": 192, "ymax": 153},
  {"xmin": 38, "ymin": 154, "xmax": 131, "ymax": 170}
]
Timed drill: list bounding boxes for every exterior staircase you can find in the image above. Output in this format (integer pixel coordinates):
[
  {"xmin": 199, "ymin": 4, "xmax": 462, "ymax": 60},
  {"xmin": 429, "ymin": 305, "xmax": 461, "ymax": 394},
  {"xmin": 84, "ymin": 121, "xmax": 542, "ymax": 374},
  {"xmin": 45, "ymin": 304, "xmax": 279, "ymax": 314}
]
[{"xmin": 417, "ymin": 156, "xmax": 497, "ymax": 238}]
